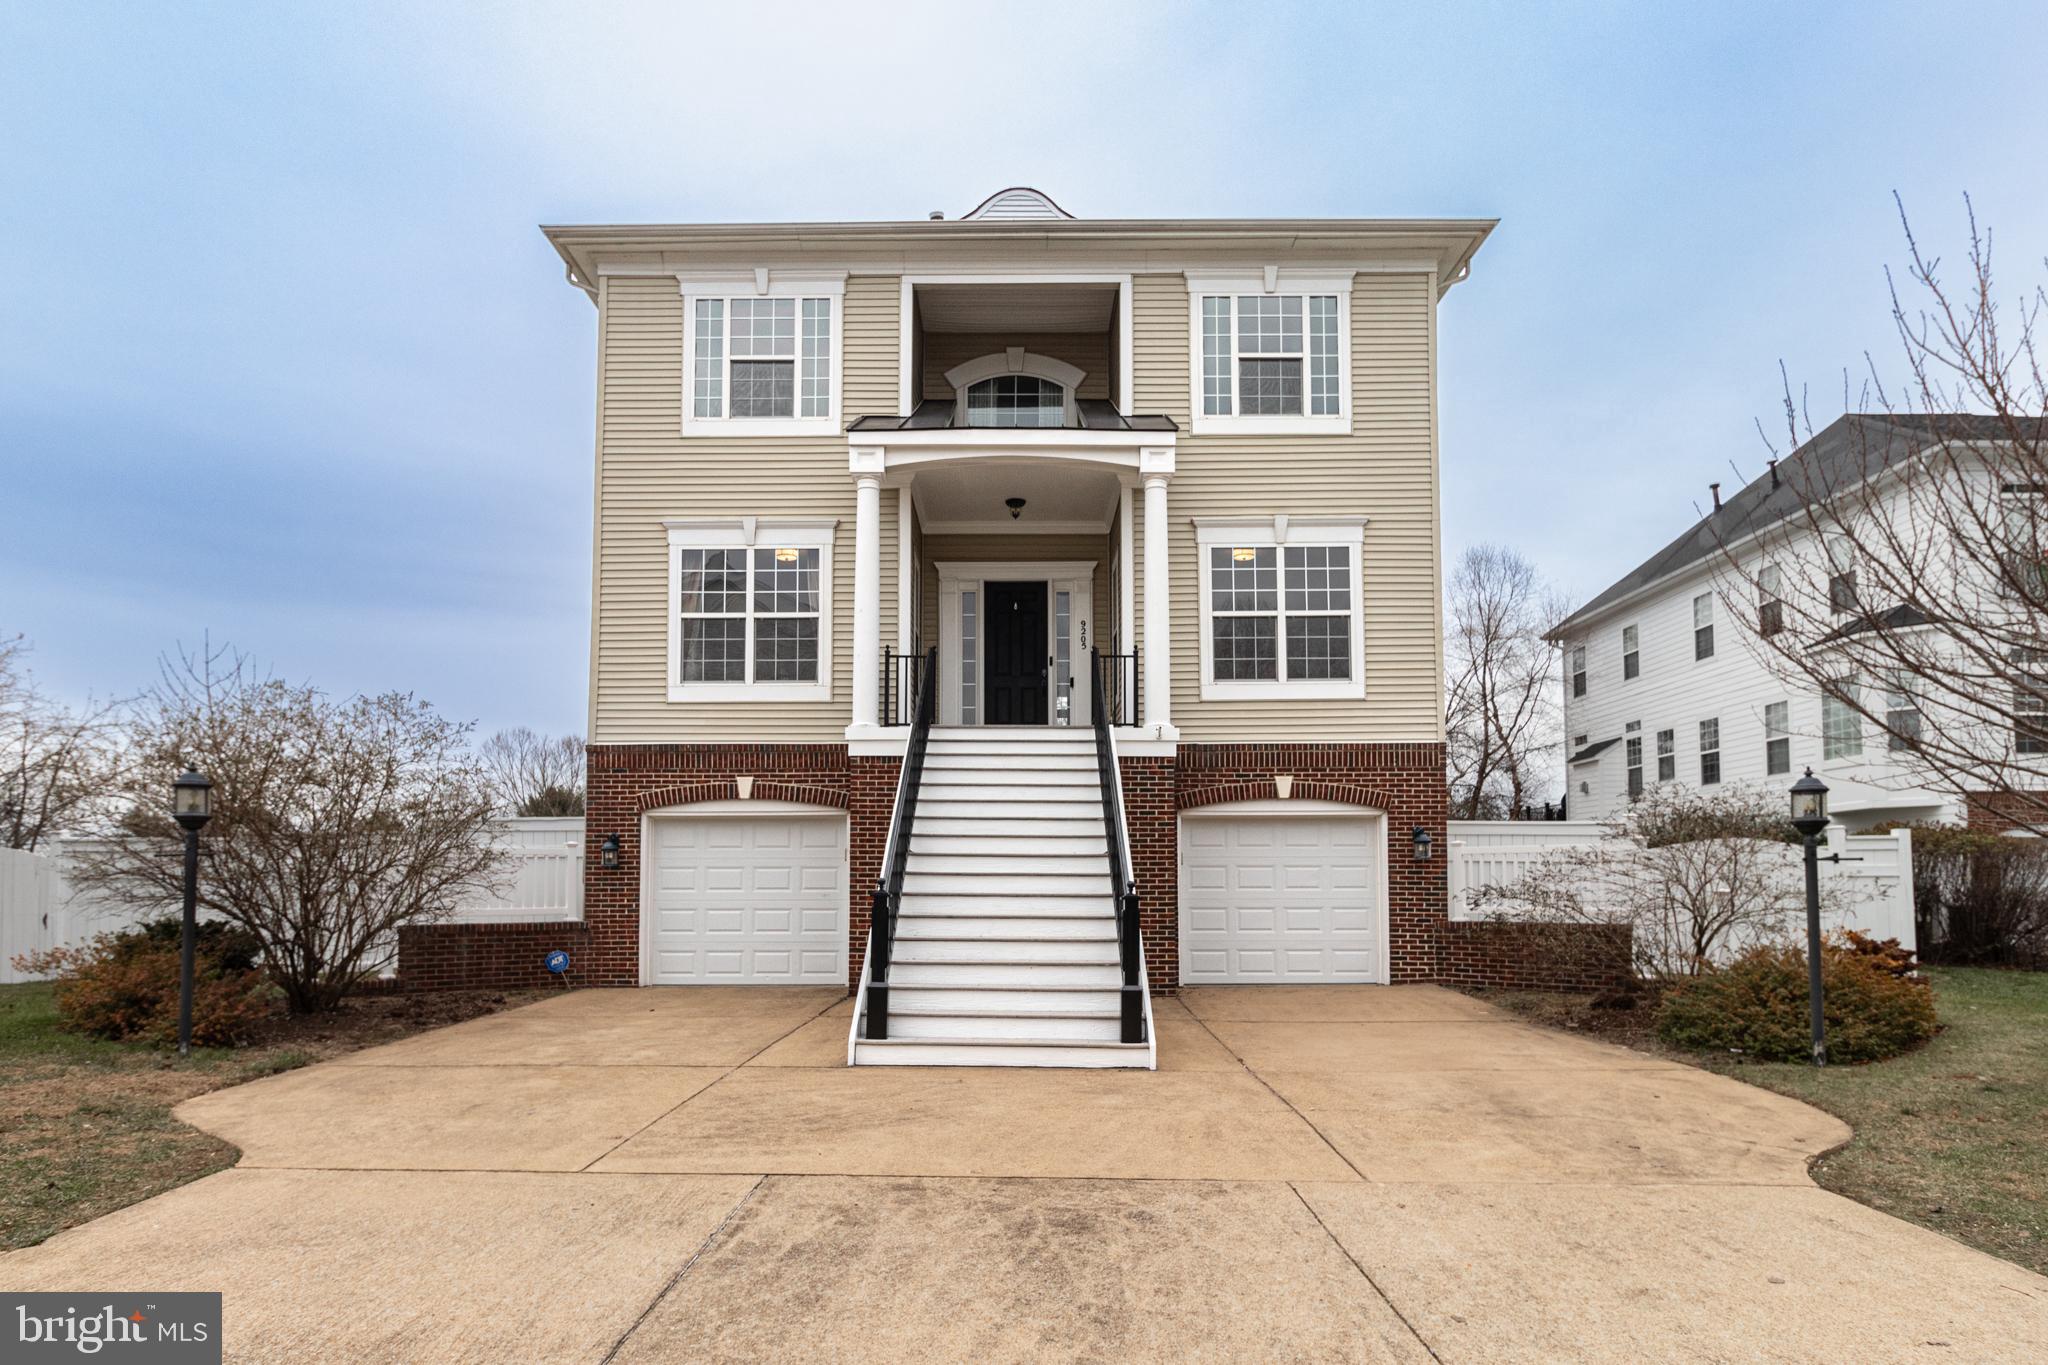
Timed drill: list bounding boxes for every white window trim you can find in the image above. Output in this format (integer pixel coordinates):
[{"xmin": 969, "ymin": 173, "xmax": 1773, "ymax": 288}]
[
  {"xmin": 663, "ymin": 517, "xmax": 838, "ymax": 702},
  {"xmin": 679, "ymin": 271, "xmax": 846, "ymax": 437},
  {"xmin": 942, "ymin": 349, "xmax": 1086, "ymax": 427},
  {"xmin": 1194, "ymin": 515, "xmax": 1367, "ymax": 701},
  {"xmin": 1184, "ymin": 269, "xmax": 1354, "ymax": 436}
]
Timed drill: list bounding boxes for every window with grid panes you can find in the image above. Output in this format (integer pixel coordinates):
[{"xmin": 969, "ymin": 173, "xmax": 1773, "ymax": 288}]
[
  {"xmin": 1198, "ymin": 294, "xmax": 1341, "ymax": 417},
  {"xmin": 689, "ymin": 295, "xmax": 833, "ymax": 421},
  {"xmin": 675, "ymin": 545, "xmax": 821, "ymax": 685},
  {"xmin": 1207, "ymin": 545, "xmax": 1354, "ymax": 682}
]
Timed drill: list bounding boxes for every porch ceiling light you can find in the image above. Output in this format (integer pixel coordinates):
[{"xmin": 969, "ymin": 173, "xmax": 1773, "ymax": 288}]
[
  {"xmin": 1232, "ymin": 547, "xmax": 1257, "ymax": 562},
  {"xmin": 774, "ymin": 547, "xmax": 800, "ymax": 562},
  {"xmin": 1006, "ymin": 497, "xmax": 1026, "ymax": 520}
]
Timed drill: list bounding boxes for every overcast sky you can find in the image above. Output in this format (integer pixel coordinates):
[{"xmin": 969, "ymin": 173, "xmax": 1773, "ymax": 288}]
[{"xmin": 5, "ymin": 0, "xmax": 2046, "ymax": 735}]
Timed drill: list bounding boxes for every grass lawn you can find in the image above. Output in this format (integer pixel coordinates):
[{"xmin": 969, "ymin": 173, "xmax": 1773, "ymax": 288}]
[
  {"xmin": 0, "ymin": 981, "xmax": 545, "ymax": 1250},
  {"xmin": 1484, "ymin": 966, "xmax": 2048, "ymax": 1276}
]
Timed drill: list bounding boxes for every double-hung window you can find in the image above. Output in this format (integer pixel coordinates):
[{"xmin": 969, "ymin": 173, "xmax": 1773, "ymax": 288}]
[
  {"xmin": 681, "ymin": 275, "xmax": 844, "ymax": 434},
  {"xmin": 1698, "ymin": 718, "xmax": 1721, "ymax": 785},
  {"xmin": 2014, "ymin": 648, "xmax": 2048, "ymax": 756},
  {"xmin": 1764, "ymin": 701, "xmax": 1791, "ymax": 775},
  {"xmin": 1656, "ymin": 727, "xmax": 1676, "ymax": 782},
  {"xmin": 1885, "ymin": 672, "xmax": 1922, "ymax": 752},
  {"xmin": 1187, "ymin": 272, "xmax": 1351, "ymax": 434},
  {"xmin": 1625, "ymin": 722, "xmax": 1644, "ymax": 799},
  {"xmin": 2001, "ymin": 484, "xmax": 2048, "ymax": 598},
  {"xmin": 1827, "ymin": 536, "xmax": 1859, "ymax": 614},
  {"xmin": 1757, "ymin": 564, "xmax": 1784, "ymax": 637},
  {"xmin": 1569, "ymin": 645, "xmax": 1587, "ymax": 698},
  {"xmin": 665, "ymin": 519, "xmax": 836, "ymax": 701},
  {"xmin": 1196, "ymin": 519, "xmax": 1367, "ymax": 700},
  {"xmin": 1822, "ymin": 679, "xmax": 1863, "ymax": 759},
  {"xmin": 1621, "ymin": 624, "xmax": 1640, "ymax": 680},
  {"xmin": 1693, "ymin": 593, "xmax": 1716, "ymax": 660}
]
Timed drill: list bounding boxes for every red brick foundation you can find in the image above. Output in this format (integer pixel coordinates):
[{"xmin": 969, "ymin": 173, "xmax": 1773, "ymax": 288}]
[{"xmin": 401, "ymin": 736, "xmax": 1601, "ymax": 995}]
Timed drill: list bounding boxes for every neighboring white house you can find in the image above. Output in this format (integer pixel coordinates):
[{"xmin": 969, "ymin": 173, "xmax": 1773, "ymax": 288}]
[{"xmin": 1549, "ymin": 414, "xmax": 2027, "ymax": 830}]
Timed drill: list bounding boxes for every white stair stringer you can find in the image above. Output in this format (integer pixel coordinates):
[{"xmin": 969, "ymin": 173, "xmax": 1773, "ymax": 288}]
[{"xmin": 852, "ymin": 729, "xmax": 1155, "ymax": 1069}]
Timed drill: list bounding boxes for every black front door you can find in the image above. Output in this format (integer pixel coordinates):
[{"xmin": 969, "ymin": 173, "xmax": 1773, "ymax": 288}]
[{"xmin": 984, "ymin": 581, "xmax": 1049, "ymax": 724}]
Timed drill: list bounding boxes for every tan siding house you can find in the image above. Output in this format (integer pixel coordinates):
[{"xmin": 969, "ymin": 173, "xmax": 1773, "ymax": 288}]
[{"xmin": 408, "ymin": 189, "xmax": 1500, "ymax": 1068}]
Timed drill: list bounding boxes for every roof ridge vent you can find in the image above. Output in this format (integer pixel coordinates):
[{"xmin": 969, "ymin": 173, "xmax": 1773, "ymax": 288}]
[{"xmin": 962, "ymin": 187, "xmax": 1074, "ymax": 221}]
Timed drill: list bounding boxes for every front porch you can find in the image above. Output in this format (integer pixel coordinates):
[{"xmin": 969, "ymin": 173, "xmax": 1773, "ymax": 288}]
[{"xmin": 839, "ymin": 277, "xmax": 1181, "ymax": 746}]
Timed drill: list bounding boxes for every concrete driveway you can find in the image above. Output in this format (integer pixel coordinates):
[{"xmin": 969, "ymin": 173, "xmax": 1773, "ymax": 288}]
[{"xmin": 5, "ymin": 986, "xmax": 2044, "ymax": 1362}]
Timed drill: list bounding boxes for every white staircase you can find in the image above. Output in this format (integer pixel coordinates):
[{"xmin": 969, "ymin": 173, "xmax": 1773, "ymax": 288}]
[{"xmin": 850, "ymin": 728, "xmax": 1155, "ymax": 1068}]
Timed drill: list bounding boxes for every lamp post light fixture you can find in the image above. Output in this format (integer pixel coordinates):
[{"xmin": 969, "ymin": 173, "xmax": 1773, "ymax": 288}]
[
  {"xmin": 171, "ymin": 769, "xmax": 213, "ymax": 1057},
  {"xmin": 1789, "ymin": 768, "xmax": 1831, "ymax": 1066},
  {"xmin": 1411, "ymin": 825, "xmax": 1432, "ymax": 861}
]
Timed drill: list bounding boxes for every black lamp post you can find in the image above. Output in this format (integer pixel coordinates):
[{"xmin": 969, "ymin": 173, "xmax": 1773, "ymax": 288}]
[
  {"xmin": 1789, "ymin": 768, "xmax": 1831, "ymax": 1067},
  {"xmin": 171, "ymin": 769, "xmax": 213, "ymax": 1057}
]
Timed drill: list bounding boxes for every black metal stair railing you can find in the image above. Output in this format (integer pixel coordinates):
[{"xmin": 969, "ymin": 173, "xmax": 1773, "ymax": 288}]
[
  {"xmin": 1094, "ymin": 650, "xmax": 1141, "ymax": 727},
  {"xmin": 1090, "ymin": 647, "xmax": 1147, "ymax": 1044},
  {"xmin": 864, "ymin": 645, "xmax": 937, "ymax": 1040},
  {"xmin": 878, "ymin": 645, "xmax": 927, "ymax": 728}
]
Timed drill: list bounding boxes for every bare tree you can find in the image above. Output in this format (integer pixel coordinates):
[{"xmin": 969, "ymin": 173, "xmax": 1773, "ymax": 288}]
[
  {"xmin": 1473, "ymin": 785, "xmax": 1841, "ymax": 982},
  {"xmin": 0, "ymin": 633, "xmax": 125, "ymax": 850},
  {"xmin": 1716, "ymin": 196, "xmax": 2048, "ymax": 830},
  {"xmin": 479, "ymin": 726, "xmax": 585, "ymax": 816},
  {"xmin": 68, "ymin": 642, "xmax": 506, "ymax": 1013},
  {"xmin": 1445, "ymin": 545, "xmax": 1570, "ymax": 818}
]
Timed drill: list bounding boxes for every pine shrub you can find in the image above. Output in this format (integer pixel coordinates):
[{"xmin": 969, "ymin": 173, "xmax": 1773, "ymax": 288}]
[{"xmin": 1655, "ymin": 937, "xmax": 1938, "ymax": 1063}]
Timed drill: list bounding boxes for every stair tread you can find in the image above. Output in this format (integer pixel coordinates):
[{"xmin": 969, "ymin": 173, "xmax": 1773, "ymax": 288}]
[{"xmin": 854, "ymin": 1037, "xmax": 1147, "ymax": 1049}]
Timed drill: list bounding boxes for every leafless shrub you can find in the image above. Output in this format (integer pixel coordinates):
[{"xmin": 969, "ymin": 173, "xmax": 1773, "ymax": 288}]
[
  {"xmin": 67, "ymin": 642, "xmax": 506, "ymax": 1013},
  {"xmin": 1472, "ymin": 785, "xmax": 1835, "ymax": 983}
]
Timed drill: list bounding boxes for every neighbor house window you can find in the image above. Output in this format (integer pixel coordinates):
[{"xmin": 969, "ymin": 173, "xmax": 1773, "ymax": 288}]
[
  {"xmin": 1765, "ymin": 700, "xmax": 1791, "ymax": 775},
  {"xmin": 1827, "ymin": 537, "xmax": 1859, "ymax": 613},
  {"xmin": 682, "ymin": 278, "xmax": 843, "ymax": 432},
  {"xmin": 1698, "ymin": 718, "xmax": 1721, "ymax": 785},
  {"xmin": 2001, "ymin": 484, "xmax": 2048, "ymax": 597},
  {"xmin": 1570, "ymin": 645, "xmax": 1587, "ymax": 697},
  {"xmin": 1757, "ymin": 564, "xmax": 1784, "ymax": 637},
  {"xmin": 1197, "ymin": 522, "xmax": 1367, "ymax": 699},
  {"xmin": 2014, "ymin": 648, "xmax": 2048, "ymax": 756},
  {"xmin": 1885, "ymin": 672, "xmax": 1922, "ymax": 752},
  {"xmin": 1823, "ymin": 679, "xmax": 1863, "ymax": 759},
  {"xmin": 1622, "ymin": 624, "xmax": 1640, "ymax": 680},
  {"xmin": 665, "ymin": 519, "xmax": 835, "ymax": 701},
  {"xmin": 1189, "ymin": 274, "xmax": 1350, "ymax": 431},
  {"xmin": 1693, "ymin": 593, "xmax": 1715, "ymax": 660},
  {"xmin": 1625, "ymin": 722, "xmax": 1643, "ymax": 799},
  {"xmin": 1656, "ymin": 727, "xmax": 1675, "ymax": 782}
]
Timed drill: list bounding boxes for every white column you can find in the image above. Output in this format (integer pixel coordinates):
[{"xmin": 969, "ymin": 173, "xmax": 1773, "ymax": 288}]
[
  {"xmin": 896, "ymin": 485, "xmax": 913, "ymax": 656},
  {"xmin": 1141, "ymin": 469, "xmax": 1175, "ymax": 739},
  {"xmin": 849, "ymin": 453, "xmax": 884, "ymax": 737}
]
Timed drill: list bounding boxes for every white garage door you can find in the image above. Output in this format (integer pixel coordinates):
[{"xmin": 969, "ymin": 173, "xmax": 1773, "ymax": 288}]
[
  {"xmin": 1180, "ymin": 814, "xmax": 1384, "ymax": 983},
  {"xmin": 644, "ymin": 815, "xmax": 847, "ymax": 984}
]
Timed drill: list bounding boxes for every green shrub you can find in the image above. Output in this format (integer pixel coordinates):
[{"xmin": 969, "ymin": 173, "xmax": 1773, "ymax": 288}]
[
  {"xmin": 11, "ymin": 918, "xmax": 277, "ymax": 1047},
  {"xmin": 1655, "ymin": 937, "xmax": 1939, "ymax": 1063}
]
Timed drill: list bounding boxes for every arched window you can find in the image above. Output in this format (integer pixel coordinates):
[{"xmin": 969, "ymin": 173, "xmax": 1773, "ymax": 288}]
[
  {"xmin": 965, "ymin": 374, "xmax": 1065, "ymax": 428},
  {"xmin": 943, "ymin": 350, "xmax": 1087, "ymax": 429}
]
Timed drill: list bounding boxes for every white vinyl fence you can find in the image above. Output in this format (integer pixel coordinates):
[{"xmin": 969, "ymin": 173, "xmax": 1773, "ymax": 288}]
[
  {"xmin": 1446, "ymin": 820, "xmax": 1916, "ymax": 952},
  {"xmin": 0, "ymin": 818, "xmax": 585, "ymax": 984}
]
